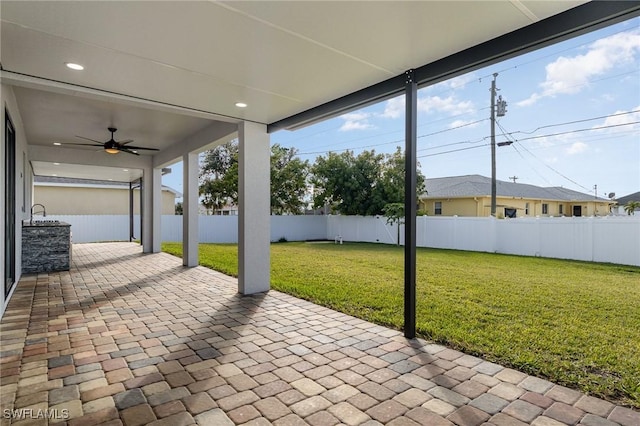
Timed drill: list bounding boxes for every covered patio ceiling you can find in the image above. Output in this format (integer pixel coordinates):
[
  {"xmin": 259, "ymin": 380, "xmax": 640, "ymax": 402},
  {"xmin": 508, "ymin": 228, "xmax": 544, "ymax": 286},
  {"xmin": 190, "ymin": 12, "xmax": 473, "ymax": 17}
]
[{"xmin": 5, "ymin": 1, "xmax": 639, "ymax": 181}]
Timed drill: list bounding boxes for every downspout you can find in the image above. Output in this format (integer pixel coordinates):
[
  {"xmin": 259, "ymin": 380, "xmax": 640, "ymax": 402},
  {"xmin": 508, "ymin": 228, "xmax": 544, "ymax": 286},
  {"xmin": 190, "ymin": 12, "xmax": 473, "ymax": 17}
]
[{"xmin": 474, "ymin": 197, "xmax": 479, "ymax": 216}]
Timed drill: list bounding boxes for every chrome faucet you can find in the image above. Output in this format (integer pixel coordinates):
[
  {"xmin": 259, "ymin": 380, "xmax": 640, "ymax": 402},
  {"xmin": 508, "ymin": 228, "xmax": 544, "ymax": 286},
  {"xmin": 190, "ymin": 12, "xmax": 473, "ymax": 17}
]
[{"xmin": 30, "ymin": 203, "xmax": 46, "ymax": 225}]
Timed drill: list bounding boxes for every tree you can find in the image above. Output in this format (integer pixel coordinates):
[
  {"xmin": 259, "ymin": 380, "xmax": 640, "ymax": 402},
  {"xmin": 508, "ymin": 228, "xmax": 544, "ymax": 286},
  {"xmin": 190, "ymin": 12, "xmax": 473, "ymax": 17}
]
[
  {"xmin": 382, "ymin": 202, "xmax": 404, "ymax": 245},
  {"xmin": 175, "ymin": 202, "xmax": 183, "ymax": 215},
  {"xmin": 199, "ymin": 141, "xmax": 239, "ymax": 214},
  {"xmin": 624, "ymin": 200, "xmax": 640, "ymax": 215},
  {"xmin": 311, "ymin": 147, "xmax": 425, "ymax": 216},
  {"xmin": 270, "ymin": 144, "xmax": 309, "ymax": 215},
  {"xmin": 199, "ymin": 141, "xmax": 309, "ymax": 215},
  {"xmin": 310, "ymin": 150, "xmax": 386, "ymax": 215}
]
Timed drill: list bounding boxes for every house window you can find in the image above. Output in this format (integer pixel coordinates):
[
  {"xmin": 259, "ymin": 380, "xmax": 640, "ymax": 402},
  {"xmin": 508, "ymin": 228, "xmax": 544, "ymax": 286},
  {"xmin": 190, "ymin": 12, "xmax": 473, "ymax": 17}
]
[
  {"xmin": 559, "ymin": 204, "xmax": 564, "ymax": 216},
  {"xmin": 542, "ymin": 203, "xmax": 549, "ymax": 215},
  {"xmin": 434, "ymin": 201, "xmax": 442, "ymax": 215},
  {"xmin": 525, "ymin": 202, "xmax": 529, "ymax": 215},
  {"xmin": 504, "ymin": 208, "xmax": 516, "ymax": 218}
]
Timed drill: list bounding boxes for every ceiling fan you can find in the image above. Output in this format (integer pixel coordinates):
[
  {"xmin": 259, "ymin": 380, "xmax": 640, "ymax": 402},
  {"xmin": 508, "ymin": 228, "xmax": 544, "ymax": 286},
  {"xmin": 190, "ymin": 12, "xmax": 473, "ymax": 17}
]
[{"xmin": 64, "ymin": 127, "xmax": 159, "ymax": 156}]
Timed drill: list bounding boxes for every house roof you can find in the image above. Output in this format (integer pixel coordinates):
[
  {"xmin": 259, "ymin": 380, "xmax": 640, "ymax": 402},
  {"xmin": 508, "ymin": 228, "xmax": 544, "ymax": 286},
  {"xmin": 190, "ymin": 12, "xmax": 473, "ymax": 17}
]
[
  {"xmin": 34, "ymin": 175, "xmax": 182, "ymax": 197},
  {"xmin": 422, "ymin": 175, "xmax": 610, "ymax": 202},
  {"xmin": 615, "ymin": 192, "xmax": 640, "ymax": 205}
]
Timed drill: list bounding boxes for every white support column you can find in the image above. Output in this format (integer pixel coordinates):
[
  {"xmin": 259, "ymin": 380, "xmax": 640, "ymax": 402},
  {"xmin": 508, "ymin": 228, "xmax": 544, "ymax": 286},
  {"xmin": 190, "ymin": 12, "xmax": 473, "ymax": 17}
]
[
  {"xmin": 182, "ymin": 152, "xmax": 199, "ymax": 266},
  {"xmin": 152, "ymin": 168, "xmax": 162, "ymax": 253},
  {"xmin": 142, "ymin": 166, "xmax": 162, "ymax": 253},
  {"xmin": 238, "ymin": 121, "xmax": 270, "ymax": 294}
]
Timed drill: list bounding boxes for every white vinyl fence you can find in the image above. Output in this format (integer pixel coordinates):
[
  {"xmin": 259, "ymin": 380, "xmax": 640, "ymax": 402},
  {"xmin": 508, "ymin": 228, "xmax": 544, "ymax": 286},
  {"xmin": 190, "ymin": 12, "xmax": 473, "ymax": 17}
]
[
  {"xmin": 47, "ymin": 215, "xmax": 327, "ymax": 245},
  {"xmin": 48, "ymin": 214, "xmax": 640, "ymax": 266},
  {"xmin": 327, "ymin": 215, "xmax": 640, "ymax": 266}
]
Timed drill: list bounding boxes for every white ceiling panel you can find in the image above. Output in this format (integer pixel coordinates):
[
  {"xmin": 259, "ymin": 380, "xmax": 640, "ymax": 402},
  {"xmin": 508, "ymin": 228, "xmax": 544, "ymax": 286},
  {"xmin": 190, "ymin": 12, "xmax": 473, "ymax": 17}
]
[
  {"xmin": 12, "ymin": 87, "xmax": 214, "ymax": 151},
  {"xmin": 31, "ymin": 161, "xmax": 143, "ymax": 183}
]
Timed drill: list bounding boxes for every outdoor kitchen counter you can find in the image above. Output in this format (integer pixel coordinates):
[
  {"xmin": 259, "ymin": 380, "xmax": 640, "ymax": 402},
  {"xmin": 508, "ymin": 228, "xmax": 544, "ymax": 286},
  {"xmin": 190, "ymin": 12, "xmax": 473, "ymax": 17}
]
[{"xmin": 22, "ymin": 221, "xmax": 72, "ymax": 273}]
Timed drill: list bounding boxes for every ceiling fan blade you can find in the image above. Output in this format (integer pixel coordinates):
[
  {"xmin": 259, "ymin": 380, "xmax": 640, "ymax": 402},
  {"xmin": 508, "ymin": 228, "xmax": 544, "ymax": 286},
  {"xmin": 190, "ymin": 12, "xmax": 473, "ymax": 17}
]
[
  {"xmin": 63, "ymin": 142, "xmax": 104, "ymax": 147},
  {"xmin": 119, "ymin": 148, "xmax": 140, "ymax": 156},
  {"xmin": 75, "ymin": 135, "xmax": 104, "ymax": 143},
  {"xmin": 119, "ymin": 139, "xmax": 135, "ymax": 145},
  {"xmin": 123, "ymin": 145, "xmax": 159, "ymax": 151}
]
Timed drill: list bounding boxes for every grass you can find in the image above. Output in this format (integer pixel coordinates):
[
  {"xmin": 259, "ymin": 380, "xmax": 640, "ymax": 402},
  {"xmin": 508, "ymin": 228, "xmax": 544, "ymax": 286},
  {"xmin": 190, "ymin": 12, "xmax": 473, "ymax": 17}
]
[{"xmin": 162, "ymin": 241, "xmax": 640, "ymax": 408}]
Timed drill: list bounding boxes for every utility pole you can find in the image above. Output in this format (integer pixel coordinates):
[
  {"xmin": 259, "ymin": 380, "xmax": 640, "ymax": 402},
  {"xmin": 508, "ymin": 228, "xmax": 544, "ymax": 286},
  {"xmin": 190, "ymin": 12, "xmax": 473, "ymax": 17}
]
[
  {"xmin": 490, "ymin": 74, "xmax": 497, "ymax": 216},
  {"xmin": 490, "ymin": 73, "xmax": 507, "ymax": 216},
  {"xmin": 509, "ymin": 176, "xmax": 518, "ymax": 183}
]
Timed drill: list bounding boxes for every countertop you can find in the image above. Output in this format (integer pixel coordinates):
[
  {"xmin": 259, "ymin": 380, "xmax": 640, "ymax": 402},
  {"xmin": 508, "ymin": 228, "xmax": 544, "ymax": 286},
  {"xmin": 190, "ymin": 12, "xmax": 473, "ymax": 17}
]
[{"xmin": 23, "ymin": 220, "xmax": 71, "ymax": 227}]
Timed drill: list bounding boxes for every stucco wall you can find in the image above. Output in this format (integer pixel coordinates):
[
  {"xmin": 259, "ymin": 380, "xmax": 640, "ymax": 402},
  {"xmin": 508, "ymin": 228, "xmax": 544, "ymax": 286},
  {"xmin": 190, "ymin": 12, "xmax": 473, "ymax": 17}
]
[
  {"xmin": 421, "ymin": 196, "xmax": 610, "ymax": 217},
  {"xmin": 2, "ymin": 84, "xmax": 31, "ymax": 317},
  {"xmin": 34, "ymin": 186, "xmax": 176, "ymax": 215}
]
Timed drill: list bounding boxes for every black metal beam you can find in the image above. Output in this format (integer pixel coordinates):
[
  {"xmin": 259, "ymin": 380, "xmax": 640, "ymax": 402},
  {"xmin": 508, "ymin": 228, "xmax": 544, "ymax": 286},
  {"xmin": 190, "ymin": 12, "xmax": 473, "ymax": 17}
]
[
  {"xmin": 404, "ymin": 70, "xmax": 417, "ymax": 339},
  {"xmin": 267, "ymin": 1, "xmax": 640, "ymax": 133},
  {"xmin": 413, "ymin": 1, "xmax": 640, "ymax": 88}
]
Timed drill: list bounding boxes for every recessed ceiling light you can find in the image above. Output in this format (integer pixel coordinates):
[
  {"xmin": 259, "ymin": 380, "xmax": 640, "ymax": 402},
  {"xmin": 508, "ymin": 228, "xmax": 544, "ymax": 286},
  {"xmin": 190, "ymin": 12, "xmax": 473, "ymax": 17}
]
[
  {"xmin": 53, "ymin": 142, "xmax": 62, "ymax": 146},
  {"xmin": 122, "ymin": 169, "xmax": 129, "ymax": 172},
  {"xmin": 52, "ymin": 174, "xmax": 57, "ymax": 177},
  {"xmin": 53, "ymin": 162, "xmax": 60, "ymax": 165},
  {"xmin": 235, "ymin": 102, "xmax": 247, "ymax": 108},
  {"xmin": 65, "ymin": 62, "xmax": 84, "ymax": 71}
]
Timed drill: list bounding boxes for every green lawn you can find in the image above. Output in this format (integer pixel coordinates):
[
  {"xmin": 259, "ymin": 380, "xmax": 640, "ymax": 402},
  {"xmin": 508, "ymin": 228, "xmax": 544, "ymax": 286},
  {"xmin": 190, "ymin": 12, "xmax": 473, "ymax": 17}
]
[{"xmin": 162, "ymin": 241, "xmax": 640, "ymax": 408}]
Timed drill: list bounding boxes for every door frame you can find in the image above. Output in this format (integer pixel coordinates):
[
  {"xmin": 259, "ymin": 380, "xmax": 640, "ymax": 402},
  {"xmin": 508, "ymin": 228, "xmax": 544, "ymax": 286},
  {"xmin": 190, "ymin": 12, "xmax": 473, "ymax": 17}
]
[{"xmin": 4, "ymin": 111, "xmax": 16, "ymax": 297}]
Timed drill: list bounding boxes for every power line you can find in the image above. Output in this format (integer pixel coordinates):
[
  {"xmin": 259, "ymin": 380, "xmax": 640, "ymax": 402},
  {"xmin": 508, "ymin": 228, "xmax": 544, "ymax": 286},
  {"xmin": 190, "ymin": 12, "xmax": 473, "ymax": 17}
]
[
  {"xmin": 510, "ymin": 143, "xmax": 555, "ymax": 186},
  {"xmin": 507, "ymin": 109, "xmax": 639, "ymax": 136},
  {"xmin": 497, "ymin": 120, "xmax": 594, "ymax": 193},
  {"xmin": 298, "ymin": 111, "xmax": 639, "ymax": 157},
  {"xmin": 417, "ymin": 144, "xmax": 489, "ymax": 159},
  {"xmin": 297, "ymin": 118, "xmax": 488, "ymax": 156},
  {"xmin": 513, "ymin": 121, "xmax": 640, "ymax": 143}
]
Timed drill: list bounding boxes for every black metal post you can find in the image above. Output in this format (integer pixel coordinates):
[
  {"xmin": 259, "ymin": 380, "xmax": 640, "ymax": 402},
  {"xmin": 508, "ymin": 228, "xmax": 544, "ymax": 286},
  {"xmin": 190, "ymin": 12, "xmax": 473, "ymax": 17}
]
[
  {"xmin": 138, "ymin": 177, "xmax": 144, "ymax": 245},
  {"xmin": 404, "ymin": 70, "xmax": 417, "ymax": 339},
  {"xmin": 129, "ymin": 181, "xmax": 134, "ymax": 242}
]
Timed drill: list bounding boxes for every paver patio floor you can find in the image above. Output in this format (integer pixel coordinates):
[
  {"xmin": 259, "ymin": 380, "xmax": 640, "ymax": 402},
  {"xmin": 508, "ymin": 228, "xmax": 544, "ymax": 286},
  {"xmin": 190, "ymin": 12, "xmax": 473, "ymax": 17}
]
[{"xmin": 1, "ymin": 242, "xmax": 638, "ymax": 426}]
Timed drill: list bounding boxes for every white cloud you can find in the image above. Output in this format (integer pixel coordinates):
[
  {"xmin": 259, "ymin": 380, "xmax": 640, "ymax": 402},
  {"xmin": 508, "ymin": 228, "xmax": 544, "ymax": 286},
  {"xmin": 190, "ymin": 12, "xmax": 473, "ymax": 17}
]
[
  {"xmin": 381, "ymin": 94, "xmax": 475, "ymax": 119},
  {"xmin": 599, "ymin": 105, "xmax": 640, "ymax": 130},
  {"xmin": 518, "ymin": 29, "xmax": 640, "ymax": 106},
  {"xmin": 339, "ymin": 111, "xmax": 375, "ymax": 131},
  {"xmin": 418, "ymin": 96, "xmax": 475, "ymax": 115},
  {"xmin": 381, "ymin": 96, "xmax": 404, "ymax": 119},
  {"xmin": 432, "ymin": 73, "xmax": 477, "ymax": 91},
  {"xmin": 566, "ymin": 142, "xmax": 588, "ymax": 155}
]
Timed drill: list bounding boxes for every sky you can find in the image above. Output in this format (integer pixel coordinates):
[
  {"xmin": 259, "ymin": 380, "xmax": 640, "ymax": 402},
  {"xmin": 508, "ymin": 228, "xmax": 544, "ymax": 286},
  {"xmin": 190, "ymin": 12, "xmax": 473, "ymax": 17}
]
[{"xmin": 164, "ymin": 17, "xmax": 640, "ymax": 201}]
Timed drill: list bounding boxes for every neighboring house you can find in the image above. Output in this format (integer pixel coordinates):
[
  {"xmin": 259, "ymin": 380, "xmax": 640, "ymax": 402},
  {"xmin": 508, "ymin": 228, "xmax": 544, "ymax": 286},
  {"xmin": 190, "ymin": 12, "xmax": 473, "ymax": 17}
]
[
  {"xmin": 613, "ymin": 192, "xmax": 640, "ymax": 215},
  {"xmin": 420, "ymin": 175, "xmax": 612, "ymax": 218},
  {"xmin": 34, "ymin": 176, "xmax": 180, "ymax": 215}
]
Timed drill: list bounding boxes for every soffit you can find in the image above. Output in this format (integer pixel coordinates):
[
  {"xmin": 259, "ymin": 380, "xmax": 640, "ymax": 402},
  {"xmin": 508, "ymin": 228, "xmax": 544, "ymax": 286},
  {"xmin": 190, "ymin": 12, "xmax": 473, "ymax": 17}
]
[{"xmin": 12, "ymin": 86, "xmax": 214, "ymax": 152}]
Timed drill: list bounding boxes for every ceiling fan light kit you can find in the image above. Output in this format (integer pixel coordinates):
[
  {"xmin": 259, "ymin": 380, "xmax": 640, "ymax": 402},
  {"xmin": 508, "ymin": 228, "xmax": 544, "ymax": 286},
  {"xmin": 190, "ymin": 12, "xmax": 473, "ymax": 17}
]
[{"xmin": 64, "ymin": 127, "xmax": 159, "ymax": 155}]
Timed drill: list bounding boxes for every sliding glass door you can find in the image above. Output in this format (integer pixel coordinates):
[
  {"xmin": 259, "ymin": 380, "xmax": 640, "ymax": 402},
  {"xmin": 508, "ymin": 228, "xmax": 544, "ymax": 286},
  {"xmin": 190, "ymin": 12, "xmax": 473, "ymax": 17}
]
[{"xmin": 4, "ymin": 112, "xmax": 16, "ymax": 297}]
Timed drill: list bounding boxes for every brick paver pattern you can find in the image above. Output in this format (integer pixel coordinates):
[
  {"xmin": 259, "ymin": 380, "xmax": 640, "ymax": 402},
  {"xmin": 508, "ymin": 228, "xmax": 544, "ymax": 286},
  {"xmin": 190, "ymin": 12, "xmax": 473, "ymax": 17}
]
[{"xmin": 1, "ymin": 243, "xmax": 638, "ymax": 425}]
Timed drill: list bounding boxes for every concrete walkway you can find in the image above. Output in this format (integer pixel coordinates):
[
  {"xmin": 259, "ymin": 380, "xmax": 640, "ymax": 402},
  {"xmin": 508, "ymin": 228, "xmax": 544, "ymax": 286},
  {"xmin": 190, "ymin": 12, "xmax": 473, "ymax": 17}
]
[{"xmin": 0, "ymin": 243, "xmax": 638, "ymax": 426}]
